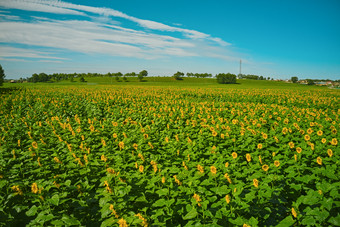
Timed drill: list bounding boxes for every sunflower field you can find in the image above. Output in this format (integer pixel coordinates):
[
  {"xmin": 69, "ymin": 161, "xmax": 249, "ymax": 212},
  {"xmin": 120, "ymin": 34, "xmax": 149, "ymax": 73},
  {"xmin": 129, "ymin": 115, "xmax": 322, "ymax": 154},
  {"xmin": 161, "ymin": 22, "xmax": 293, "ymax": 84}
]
[{"xmin": 0, "ymin": 85, "xmax": 339, "ymax": 226}]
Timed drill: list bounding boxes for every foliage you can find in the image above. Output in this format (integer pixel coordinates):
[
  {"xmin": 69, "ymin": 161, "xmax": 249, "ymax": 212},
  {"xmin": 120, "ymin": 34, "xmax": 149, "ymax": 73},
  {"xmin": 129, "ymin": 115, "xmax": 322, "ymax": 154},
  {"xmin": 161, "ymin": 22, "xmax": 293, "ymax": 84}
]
[
  {"xmin": 0, "ymin": 84, "xmax": 339, "ymax": 226},
  {"xmin": 173, "ymin": 71, "xmax": 184, "ymax": 80},
  {"xmin": 138, "ymin": 70, "xmax": 148, "ymax": 82},
  {"xmin": 307, "ymin": 79, "xmax": 315, "ymax": 85},
  {"xmin": 216, "ymin": 73, "xmax": 237, "ymax": 84},
  {"xmin": 186, "ymin": 73, "xmax": 213, "ymax": 78},
  {"xmin": 0, "ymin": 64, "xmax": 5, "ymax": 86},
  {"xmin": 238, "ymin": 74, "xmax": 266, "ymax": 80},
  {"xmin": 79, "ymin": 76, "xmax": 86, "ymax": 83},
  {"xmin": 291, "ymin": 77, "xmax": 298, "ymax": 83}
]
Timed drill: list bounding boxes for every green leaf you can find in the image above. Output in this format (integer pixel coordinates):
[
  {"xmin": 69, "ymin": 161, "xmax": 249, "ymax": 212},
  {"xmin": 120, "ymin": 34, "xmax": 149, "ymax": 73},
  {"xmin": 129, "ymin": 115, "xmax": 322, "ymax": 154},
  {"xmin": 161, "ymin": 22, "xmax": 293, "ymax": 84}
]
[
  {"xmin": 248, "ymin": 216, "xmax": 258, "ymax": 226},
  {"xmin": 322, "ymin": 197, "xmax": 333, "ymax": 211},
  {"xmin": 101, "ymin": 217, "xmax": 116, "ymax": 227},
  {"xmin": 26, "ymin": 205, "xmax": 38, "ymax": 216},
  {"xmin": 276, "ymin": 216, "xmax": 295, "ymax": 227},
  {"xmin": 229, "ymin": 216, "xmax": 244, "ymax": 225},
  {"xmin": 99, "ymin": 196, "xmax": 112, "ymax": 207},
  {"xmin": 328, "ymin": 215, "xmax": 340, "ymax": 226},
  {"xmin": 153, "ymin": 199, "xmax": 167, "ymax": 207},
  {"xmin": 215, "ymin": 185, "xmax": 229, "ymax": 196},
  {"xmin": 200, "ymin": 179, "xmax": 211, "ymax": 186},
  {"xmin": 156, "ymin": 188, "xmax": 168, "ymax": 196},
  {"xmin": 135, "ymin": 195, "xmax": 148, "ymax": 202},
  {"xmin": 49, "ymin": 194, "xmax": 60, "ymax": 206},
  {"xmin": 301, "ymin": 216, "xmax": 316, "ymax": 226},
  {"xmin": 51, "ymin": 220, "xmax": 64, "ymax": 225},
  {"xmin": 65, "ymin": 180, "xmax": 71, "ymax": 186},
  {"xmin": 183, "ymin": 208, "xmax": 198, "ymax": 220},
  {"xmin": 166, "ymin": 198, "xmax": 175, "ymax": 207},
  {"xmin": 62, "ymin": 215, "xmax": 81, "ymax": 226}
]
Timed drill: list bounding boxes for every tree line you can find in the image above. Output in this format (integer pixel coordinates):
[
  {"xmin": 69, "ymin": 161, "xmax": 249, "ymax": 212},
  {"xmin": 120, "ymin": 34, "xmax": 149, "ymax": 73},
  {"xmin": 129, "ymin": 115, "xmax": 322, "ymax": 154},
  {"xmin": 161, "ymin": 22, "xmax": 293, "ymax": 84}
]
[{"xmin": 26, "ymin": 70, "xmax": 148, "ymax": 83}]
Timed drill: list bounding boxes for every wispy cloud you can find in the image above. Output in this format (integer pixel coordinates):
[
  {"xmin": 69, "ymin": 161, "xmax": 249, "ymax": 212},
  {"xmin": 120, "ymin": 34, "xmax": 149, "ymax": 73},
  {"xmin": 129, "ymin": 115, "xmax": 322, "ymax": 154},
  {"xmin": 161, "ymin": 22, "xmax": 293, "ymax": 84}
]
[
  {"xmin": 0, "ymin": 46, "xmax": 67, "ymax": 60},
  {"xmin": 0, "ymin": 19, "xmax": 199, "ymax": 59},
  {"xmin": 0, "ymin": 0, "xmax": 229, "ymax": 45},
  {"xmin": 0, "ymin": 0, "xmax": 240, "ymax": 64},
  {"xmin": 0, "ymin": 0, "xmax": 86, "ymax": 16}
]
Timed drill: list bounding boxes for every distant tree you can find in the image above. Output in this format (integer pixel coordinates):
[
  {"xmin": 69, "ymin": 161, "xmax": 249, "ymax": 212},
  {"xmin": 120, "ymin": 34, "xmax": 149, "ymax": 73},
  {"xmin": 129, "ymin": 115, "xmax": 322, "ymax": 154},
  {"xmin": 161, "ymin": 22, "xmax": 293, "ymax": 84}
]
[
  {"xmin": 291, "ymin": 76, "xmax": 298, "ymax": 83},
  {"xmin": 216, "ymin": 73, "xmax": 237, "ymax": 84},
  {"xmin": 80, "ymin": 76, "xmax": 86, "ymax": 82},
  {"xmin": 138, "ymin": 70, "xmax": 148, "ymax": 82},
  {"xmin": 186, "ymin": 72, "xmax": 194, "ymax": 77},
  {"xmin": 173, "ymin": 71, "xmax": 184, "ymax": 80},
  {"xmin": 0, "ymin": 64, "xmax": 5, "ymax": 86},
  {"xmin": 70, "ymin": 75, "xmax": 74, "ymax": 82},
  {"xmin": 306, "ymin": 79, "xmax": 314, "ymax": 85},
  {"xmin": 122, "ymin": 76, "xmax": 127, "ymax": 82}
]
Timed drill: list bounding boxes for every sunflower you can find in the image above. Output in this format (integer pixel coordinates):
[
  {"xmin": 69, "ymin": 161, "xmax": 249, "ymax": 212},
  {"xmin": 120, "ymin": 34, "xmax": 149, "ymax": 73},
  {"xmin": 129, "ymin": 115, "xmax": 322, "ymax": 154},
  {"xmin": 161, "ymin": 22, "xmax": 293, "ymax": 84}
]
[
  {"xmin": 197, "ymin": 165, "xmax": 204, "ymax": 174},
  {"xmin": 139, "ymin": 165, "xmax": 144, "ymax": 173},
  {"xmin": 262, "ymin": 164, "xmax": 269, "ymax": 172},
  {"xmin": 257, "ymin": 143, "xmax": 263, "ymax": 149},
  {"xmin": 32, "ymin": 141, "xmax": 38, "ymax": 149},
  {"xmin": 321, "ymin": 138, "xmax": 326, "ymax": 144},
  {"xmin": 292, "ymin": 208, "xmax": 297, "ymax": 218},
  {"xmin": 296, "ymin": 147, "xmax": 302, "ymax": 153},
  {"xmin": 246, "ymin": 153, "xmax": 251, "ymax": 162},
  {"xmin": 210, "ymin": 166, "xmax": 217, "ymax": 175},
  {"xmin": 31, "ymin": 183, "xmax": 38, "ymax": 194},
  {"xmin": 253, "ymin": 179, "xmax": 259, "ymax": 188},
  {"xmin": 327, "ymin": 149, "xmax": 333, "ymax": 157},
  {"xmin": 317, "ymin": 130, "xmax": 323, "ymax": 136},
  {"xmin": 118, "ymin": 218, "xmax": 128, "ymax": 227},
  {"xmin": 307, "ymin": 128, "xmax": 313, "ymax": 134},
  {"xmin": 288, "ymin": 141, "xmax": 295, "ymax": 149},
  {"xmin": 331, "ymin": 138, "xmax": 338, "ymax": 146},
  {"xmin": 274, "ymin": 160, "xmax": 280, "ymax": 167},
  {"xmin": 316, "ymin": 157, "xmax": 322, "ymax": 165},
  {"xmin": 232, "ymin": 152, "xmax": 237, "ymax": 159},
  {"xmin": 304, "ymin": 134, "xmax": 310, "ymax": 141},
  {"xmin": 225, "ymin": 194, "xmax": 230, "ymax": 204}
]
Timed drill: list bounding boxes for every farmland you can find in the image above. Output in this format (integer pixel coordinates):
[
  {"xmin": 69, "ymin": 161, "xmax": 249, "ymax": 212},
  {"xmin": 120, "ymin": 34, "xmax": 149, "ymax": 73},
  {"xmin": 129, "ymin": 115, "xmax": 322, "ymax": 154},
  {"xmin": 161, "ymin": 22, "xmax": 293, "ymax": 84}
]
[{"xmin": 0, "ymin": 79, "xmax": 339, "ymax": 226}]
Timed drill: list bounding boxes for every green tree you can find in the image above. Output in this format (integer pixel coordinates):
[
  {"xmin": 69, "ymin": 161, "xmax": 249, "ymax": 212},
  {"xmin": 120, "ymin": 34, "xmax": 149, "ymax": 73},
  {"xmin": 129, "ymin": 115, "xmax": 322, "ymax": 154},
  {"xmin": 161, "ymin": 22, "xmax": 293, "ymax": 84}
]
[
  {"xmin": 0, "ymin": 64, "xmax": 6, "ymax": 86},
  {"xmin": 291, "ymin": 76, "xmax": 298, "ymax": 83},
  {"xmin": 306, "ymin": 79, "xmax": 314, "ymax": 85},
  {"xmin": 216, "ymin": 73, "xmax": 237, "ymax": 84},
  {"xmin": 138, "ymin": 70, "xmax": 148, "ymax": 82},
  {"xmin": 80, "ymin": 76, "xmax": 86, "ymax": 82},
  {"xmin": 173, "ymin": 71, "xmax": 184, "ymax": 80}
]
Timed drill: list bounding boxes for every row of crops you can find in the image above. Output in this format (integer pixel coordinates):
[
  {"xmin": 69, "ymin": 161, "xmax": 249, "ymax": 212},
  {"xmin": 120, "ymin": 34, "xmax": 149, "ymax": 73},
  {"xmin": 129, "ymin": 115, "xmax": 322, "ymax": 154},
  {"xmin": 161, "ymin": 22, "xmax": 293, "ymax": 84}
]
[{"xmin": 0, "ymin": 85, "xmax": 339, "ymax": 226}]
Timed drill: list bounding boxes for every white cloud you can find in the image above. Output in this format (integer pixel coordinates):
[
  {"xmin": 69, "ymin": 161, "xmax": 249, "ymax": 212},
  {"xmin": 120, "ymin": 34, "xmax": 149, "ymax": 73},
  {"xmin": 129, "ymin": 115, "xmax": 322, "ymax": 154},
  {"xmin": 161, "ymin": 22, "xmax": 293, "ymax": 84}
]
[
  {"xmin": 0, "ymin": 0, "xmax": 242, "ymax": 65},
  {"xmin": 0, "ymin": 0, "xmax": 229, "ymax": 46},
  {"xmin": 0, "ymin": 0, "xmax": 86, "ymax": 15},
  {"xmin": 0, "ymin": 46, "xmax": 67, "ymax": 60},
  {"xmin": 0, "ymin": 19, "xmax": 199, "ymax": 59},
  {"xmin": 0, "ymin": 13, "xmax": 21, "ymax": 20}
]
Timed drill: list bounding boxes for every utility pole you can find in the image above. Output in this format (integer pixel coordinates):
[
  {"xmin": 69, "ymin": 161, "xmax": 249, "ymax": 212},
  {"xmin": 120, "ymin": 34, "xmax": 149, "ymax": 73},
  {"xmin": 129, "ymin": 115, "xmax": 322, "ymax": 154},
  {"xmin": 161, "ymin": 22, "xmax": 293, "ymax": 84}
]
[{"xmin": 239, "ymin": 59, "xmax": 242, "ymax": 75}]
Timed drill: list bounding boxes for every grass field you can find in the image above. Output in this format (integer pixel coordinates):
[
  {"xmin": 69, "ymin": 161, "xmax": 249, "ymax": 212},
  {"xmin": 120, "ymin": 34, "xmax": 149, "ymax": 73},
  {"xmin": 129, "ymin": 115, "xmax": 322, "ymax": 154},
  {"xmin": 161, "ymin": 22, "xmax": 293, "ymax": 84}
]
[{"xmin": 0, "ymin": 78, "xmax": 339, "ymax": 226}]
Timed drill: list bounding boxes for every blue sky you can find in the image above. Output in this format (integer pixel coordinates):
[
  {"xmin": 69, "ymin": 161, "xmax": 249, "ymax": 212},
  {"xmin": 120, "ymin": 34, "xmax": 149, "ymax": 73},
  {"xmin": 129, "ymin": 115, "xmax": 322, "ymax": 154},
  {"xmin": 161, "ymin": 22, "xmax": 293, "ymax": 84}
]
[{"xmin": 0, "ymin": 0, "xmax": 339, "ymax": 80}]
